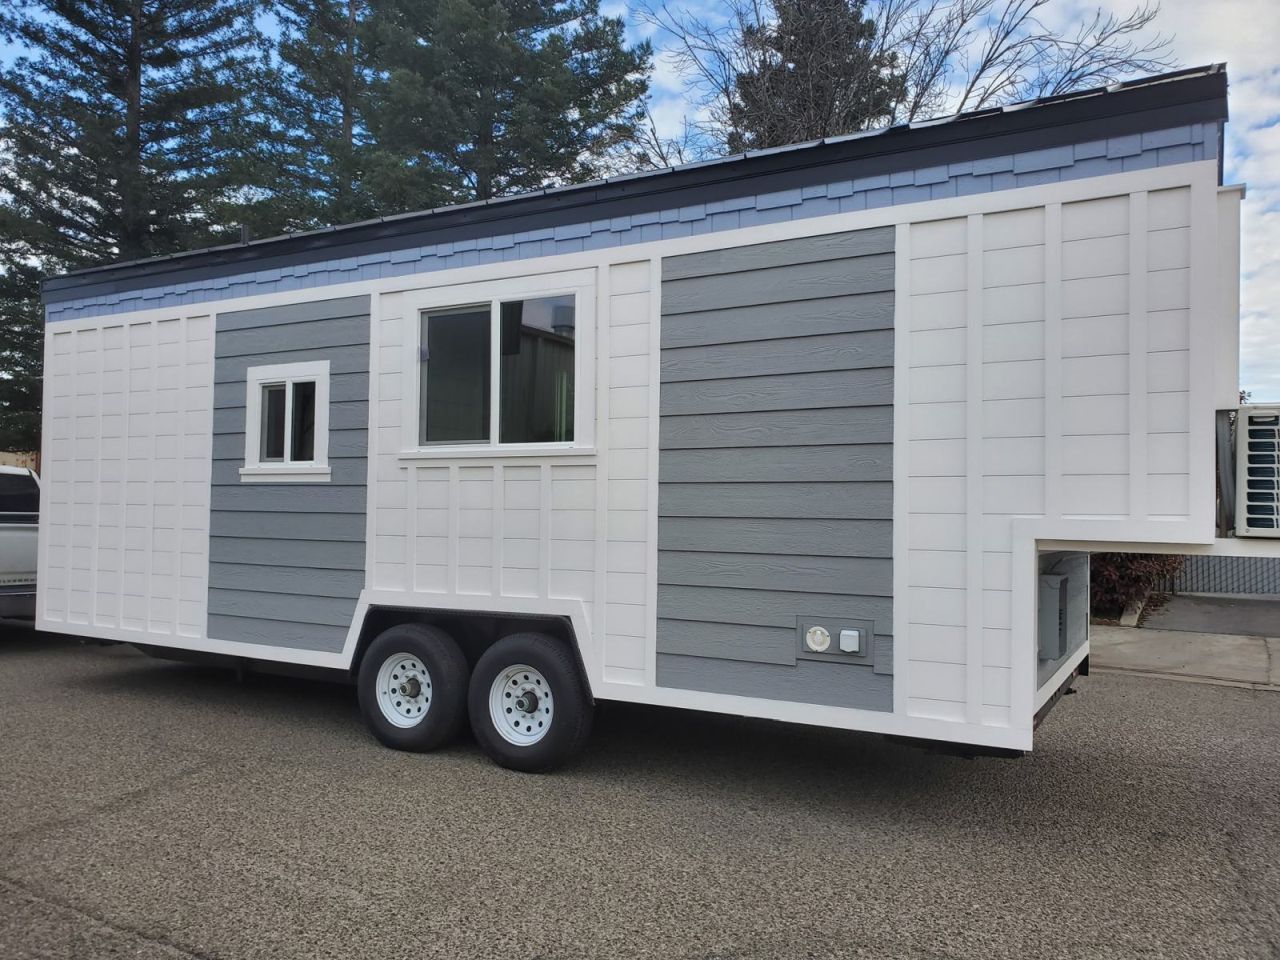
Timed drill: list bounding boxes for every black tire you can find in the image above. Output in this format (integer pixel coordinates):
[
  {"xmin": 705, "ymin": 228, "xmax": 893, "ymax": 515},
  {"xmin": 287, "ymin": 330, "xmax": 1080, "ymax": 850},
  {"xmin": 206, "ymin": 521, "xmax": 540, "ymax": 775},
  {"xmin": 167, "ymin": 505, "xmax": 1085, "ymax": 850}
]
[
  {"xmin": 357, "ymin": 624, "xmax": 469, "ymax": 752},
  {"xmin": 468, "ymin": 632, "xmax": 593, "ymax": 773}
]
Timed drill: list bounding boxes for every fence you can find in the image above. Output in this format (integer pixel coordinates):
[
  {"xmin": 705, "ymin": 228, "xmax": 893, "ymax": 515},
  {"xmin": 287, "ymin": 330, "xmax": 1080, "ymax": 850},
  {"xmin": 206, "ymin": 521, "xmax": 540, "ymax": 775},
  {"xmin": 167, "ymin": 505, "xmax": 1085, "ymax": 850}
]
[
  {"xmin": 1161, "ymin": 555, "xmax": 1280, "ymax": 595},
  {"xmin": 0, "ymin": 451, "xmax": 39, "ymax": 472}
]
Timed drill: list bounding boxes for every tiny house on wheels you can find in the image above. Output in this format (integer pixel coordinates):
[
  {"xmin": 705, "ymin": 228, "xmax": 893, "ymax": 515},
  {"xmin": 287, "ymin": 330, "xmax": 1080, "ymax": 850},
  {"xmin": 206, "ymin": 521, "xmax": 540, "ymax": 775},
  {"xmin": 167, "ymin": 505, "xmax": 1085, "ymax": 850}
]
[{"xmin": 37, "ymin": 65, "xmax": 1275, "ymax": 771}]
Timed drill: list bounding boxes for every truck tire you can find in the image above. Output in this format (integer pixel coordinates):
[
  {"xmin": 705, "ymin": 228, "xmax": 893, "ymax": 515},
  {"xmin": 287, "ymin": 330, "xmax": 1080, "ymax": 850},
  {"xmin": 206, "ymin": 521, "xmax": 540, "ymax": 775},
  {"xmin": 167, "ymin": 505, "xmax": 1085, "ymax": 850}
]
[
  {"xmin": 358, "ymin": 624, "xmax": 469, "ymax": 752},
  {"xmin": 468, "ymin": 632, "xmax": 593, "ymax": 773}
]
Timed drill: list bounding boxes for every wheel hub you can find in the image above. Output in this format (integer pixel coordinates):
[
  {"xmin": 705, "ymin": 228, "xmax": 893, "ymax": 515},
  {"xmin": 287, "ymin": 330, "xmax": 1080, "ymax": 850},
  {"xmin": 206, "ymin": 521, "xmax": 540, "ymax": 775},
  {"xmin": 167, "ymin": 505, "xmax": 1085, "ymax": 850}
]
[
  {"xmin": 489, "ymin": 664, "xmax": 554, "ymax": 746},
  {"xmin": 514, "ymin": 690, "xmax": 539, "ymax": 713},
  {"xmin": 398, "ymin": 677, "xmax": 422, "ymax": 698},
  {"xmin": 375, "ymin": 653, "xmax": 433, "ymax": 728}
]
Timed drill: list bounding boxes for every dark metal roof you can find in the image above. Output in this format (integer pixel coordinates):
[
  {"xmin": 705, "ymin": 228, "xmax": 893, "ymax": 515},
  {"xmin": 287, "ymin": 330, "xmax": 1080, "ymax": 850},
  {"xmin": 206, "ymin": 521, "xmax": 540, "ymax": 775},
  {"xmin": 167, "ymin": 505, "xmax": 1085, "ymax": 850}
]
[{"xmin": 42, "ymin": 64, "xmax": 1228, "ymax": 304}]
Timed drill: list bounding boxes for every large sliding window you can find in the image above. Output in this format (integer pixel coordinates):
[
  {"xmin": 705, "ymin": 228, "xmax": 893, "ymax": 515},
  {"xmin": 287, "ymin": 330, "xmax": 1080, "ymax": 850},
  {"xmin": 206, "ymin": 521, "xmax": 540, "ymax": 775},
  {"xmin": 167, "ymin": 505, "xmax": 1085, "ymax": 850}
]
[{"xmin": 419, "ymin": 293, "xmax": 576, "ymax": 448}]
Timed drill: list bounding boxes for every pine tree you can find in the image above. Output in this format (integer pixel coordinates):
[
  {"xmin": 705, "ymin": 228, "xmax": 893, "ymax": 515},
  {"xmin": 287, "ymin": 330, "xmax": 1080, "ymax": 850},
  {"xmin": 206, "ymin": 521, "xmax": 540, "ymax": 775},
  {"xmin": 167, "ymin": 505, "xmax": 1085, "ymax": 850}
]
[
  {"xmin": 244, "ymin": 0, "xmax": 381, "ymax": 231},
  {"xmin": 727, "ymin": 0, "xmax": 904, "ymax": 152},
  {"xmin": 366, "ymin": 0, "xmax": 651, "ymax": 203},
  {"xmin": 0, "ymin": 0, "xmax": 266, "ymax": 451},
  {"xmin": 0, "ymin": 0, "xmax": 266, "ymax": 266},
  {"xmin": 0, "ymin": 261, "xmax": 43, "ymax": 453}
]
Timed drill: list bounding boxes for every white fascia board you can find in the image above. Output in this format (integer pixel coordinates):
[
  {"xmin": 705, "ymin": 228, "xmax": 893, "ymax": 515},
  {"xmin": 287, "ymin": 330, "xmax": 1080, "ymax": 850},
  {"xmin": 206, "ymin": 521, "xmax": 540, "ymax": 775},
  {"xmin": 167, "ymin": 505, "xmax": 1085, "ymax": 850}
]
[{"xmin": 1036, "ymin": 536, "xmax": 1280, "ymax": 558}]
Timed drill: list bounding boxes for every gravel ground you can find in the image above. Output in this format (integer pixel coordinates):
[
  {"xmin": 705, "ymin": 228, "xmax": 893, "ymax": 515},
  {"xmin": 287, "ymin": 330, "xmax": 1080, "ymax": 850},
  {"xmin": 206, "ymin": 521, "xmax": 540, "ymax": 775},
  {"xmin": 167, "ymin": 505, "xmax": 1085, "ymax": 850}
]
[{"xmin": 1, "ymin": 628, "xmax": 1277, "ymax": 960}]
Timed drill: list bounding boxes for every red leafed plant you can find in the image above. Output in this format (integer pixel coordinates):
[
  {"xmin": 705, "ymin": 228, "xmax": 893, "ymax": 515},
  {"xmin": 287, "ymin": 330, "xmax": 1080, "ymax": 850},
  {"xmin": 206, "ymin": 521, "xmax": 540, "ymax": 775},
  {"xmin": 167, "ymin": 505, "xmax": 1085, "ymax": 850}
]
[{"xmin": 1090, "ymin": 553, "xmax": 1184, "ymax": 617}]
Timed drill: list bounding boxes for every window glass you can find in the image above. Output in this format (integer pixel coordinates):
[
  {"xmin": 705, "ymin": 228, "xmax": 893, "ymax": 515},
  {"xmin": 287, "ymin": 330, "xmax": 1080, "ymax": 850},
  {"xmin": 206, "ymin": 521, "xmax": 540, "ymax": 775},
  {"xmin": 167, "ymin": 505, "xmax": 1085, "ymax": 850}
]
[
  {"xmin": 291, "ymin": 381, "xmax": 316, "ymax": 461},
  {"xmin": 420, "ymin": 306, "xmax": 490, "ymax": 445},
  {"xmin": 0, "ymin": 473, "xmax": 38, "ymax": 516},
  {"xmin": 261, "ymin": 384, "xmax": 286, "ymax": 461},
  {"xmin": 499, "ymin": 295, "xmax": 575, "ymax": 443}
]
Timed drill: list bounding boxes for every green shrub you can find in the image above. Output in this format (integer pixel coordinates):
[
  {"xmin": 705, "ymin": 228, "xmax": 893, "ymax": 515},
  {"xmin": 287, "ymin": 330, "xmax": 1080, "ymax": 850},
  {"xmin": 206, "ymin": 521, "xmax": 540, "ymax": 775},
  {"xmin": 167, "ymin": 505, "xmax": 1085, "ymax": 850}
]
[{"xmin": 1090, "ymin": 553, "xmax": 1184, "ymax": 617}]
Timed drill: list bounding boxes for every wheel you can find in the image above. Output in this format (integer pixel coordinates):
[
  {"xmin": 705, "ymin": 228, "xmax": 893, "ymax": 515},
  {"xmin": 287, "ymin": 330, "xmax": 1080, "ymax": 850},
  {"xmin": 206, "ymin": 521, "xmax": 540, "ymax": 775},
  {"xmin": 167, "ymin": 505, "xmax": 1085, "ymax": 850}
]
[
  {"xmin": 357, "ymin": 624, "xmax": 469, "ymax": 752},
  {"xmin": 468, "ymin": 632, "xmax": 593, "ymax": 773}
]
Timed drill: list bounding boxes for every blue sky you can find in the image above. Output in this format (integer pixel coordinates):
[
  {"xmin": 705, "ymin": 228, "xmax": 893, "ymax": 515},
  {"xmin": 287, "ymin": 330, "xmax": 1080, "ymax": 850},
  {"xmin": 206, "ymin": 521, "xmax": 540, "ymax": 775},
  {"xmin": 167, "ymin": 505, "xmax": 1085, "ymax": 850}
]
[{"xmin": 3, "ymin": 1, "xmax": 1278, "ymax": 399}]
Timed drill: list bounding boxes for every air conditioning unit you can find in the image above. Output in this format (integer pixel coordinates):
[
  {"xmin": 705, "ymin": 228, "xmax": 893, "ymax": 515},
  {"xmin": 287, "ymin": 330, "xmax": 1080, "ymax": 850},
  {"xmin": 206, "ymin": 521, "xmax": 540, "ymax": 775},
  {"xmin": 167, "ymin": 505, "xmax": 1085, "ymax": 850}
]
[{"xmin": 1236, "ymin": 405, "xmax": 1280, "ymax": 537}]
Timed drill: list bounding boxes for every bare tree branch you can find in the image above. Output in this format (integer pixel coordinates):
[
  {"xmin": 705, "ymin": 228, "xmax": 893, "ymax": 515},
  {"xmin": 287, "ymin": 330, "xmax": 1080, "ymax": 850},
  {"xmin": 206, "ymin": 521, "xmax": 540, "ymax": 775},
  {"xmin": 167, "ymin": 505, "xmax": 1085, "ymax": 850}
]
[
  {"xmin": 640, "ymin": 0, "xmax": 1178, "ymax": 158},
  {"xmin": 608, "ymin": 99, "xmax": 707, "ymax": 170}
]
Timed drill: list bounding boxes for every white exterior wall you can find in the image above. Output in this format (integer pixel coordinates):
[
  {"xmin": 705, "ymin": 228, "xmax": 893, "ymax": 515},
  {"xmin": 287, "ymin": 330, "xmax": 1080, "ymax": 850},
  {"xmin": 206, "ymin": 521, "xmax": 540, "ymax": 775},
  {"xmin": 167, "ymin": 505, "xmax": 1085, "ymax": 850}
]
[
  {"xmin": 37, "ymin": 160, "xmax": 1247, "ymax": 752},
  {"xmin": 897, "ymin": 171, "xmax": 1228, "ymax": 733},
  {"xmin": 362, "ymin": 261, "xmax": 658, "ymax": 689},
  {"xmin": 39, "ymin": 313, "xmax": 214, "ymax": 638}
]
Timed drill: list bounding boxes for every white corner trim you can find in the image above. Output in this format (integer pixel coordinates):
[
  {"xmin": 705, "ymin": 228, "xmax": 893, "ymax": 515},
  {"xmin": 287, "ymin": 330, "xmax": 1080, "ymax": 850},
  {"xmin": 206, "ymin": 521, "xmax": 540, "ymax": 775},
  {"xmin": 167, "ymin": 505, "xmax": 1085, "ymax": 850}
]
[{"xmin": 891, "ymin": 223, "xmax": 911, "ymax": 714}]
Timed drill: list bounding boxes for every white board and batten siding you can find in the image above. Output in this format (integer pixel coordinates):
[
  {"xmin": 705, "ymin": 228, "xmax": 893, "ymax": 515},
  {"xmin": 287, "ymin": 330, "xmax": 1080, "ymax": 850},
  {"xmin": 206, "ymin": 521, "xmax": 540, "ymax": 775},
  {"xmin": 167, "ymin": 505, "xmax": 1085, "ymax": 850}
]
[
  {"xmin": 363, "ymin": 261, "xmax": 658, "ymax": 688},
  {"xmin": 38, "ymin": 159, "xmax": 1237, "ymax": 752},
  {"xmin": 39, "ymin": 313, "xmax": 215, "ymax": 639},
  {"xmin": 899, "ymin": 172, "xmax": 1231, "ymax": 730}
]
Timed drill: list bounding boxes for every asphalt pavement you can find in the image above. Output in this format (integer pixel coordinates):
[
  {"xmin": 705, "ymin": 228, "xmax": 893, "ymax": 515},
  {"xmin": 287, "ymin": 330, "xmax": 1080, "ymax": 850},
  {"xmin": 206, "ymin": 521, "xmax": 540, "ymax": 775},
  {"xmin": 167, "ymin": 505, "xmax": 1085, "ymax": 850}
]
[
  {"xmin": 1142, "ymin": 593, "xmax": 1280, "ymax": 638},
  {"xmin": 1, "ymin": 628, "xmax": 1277, "ymax": 960},
  {"xmin": 1092, "ymin": 623, "xmax": 1280, "ymax": 689}
]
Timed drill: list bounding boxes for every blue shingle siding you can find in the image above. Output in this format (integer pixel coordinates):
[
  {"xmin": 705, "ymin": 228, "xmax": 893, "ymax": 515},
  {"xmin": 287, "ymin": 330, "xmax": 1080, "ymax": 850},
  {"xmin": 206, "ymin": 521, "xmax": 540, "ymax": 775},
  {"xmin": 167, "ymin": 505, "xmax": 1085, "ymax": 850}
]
[
  {"xmin": 1013, "ymin": 144, "xmax": 1075, "ymax": 173},
  {"xmin": 972, "ymin": 154, "xmax": 1014, "ymax": 175},
  {"xmin": 47, "ymin": 123, "xmax": 1217, "ymax": 322},
  {"xmin": 1107, "ymin": 133, "xmax": 1144, "ymax": 158},
  {"xmin": 1142, "ymin": 126, "xmax": 1192, "ymax": 149}
]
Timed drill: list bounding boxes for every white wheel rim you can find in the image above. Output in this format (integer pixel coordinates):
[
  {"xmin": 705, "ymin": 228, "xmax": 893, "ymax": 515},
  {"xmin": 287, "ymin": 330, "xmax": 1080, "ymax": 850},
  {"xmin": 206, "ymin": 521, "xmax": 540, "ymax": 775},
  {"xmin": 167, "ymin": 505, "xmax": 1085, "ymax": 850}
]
[
  {"xmin": 489, "ymin": 664, "xmax": 553, "ymax": 746},
  {"xmin": 375, "ymin": 653, "xmax": 433, "ymax": 728}
]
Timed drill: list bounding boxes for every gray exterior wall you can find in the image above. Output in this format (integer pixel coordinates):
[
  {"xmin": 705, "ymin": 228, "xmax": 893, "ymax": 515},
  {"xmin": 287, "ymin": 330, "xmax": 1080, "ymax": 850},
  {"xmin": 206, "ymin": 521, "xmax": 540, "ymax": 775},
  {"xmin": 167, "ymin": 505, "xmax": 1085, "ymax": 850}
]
[
  {"xmin": 207, "ymin": 296, "xmax": 370, "ymax": 653},
  {"xmin": 656, "ymin": 228, "xmax": 895, "ymax": 711}
]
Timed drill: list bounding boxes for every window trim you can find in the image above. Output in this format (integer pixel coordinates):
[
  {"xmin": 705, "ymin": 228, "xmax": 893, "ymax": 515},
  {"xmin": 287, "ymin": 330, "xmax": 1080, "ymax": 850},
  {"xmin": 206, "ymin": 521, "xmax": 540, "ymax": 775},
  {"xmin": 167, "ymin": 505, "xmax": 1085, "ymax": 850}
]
[
  {"xmin": 240, "ymin": 360, "xmax": 331, "ymax": 482},
  {"xmin": 400, "ymin": 269, "xmax": 596, "ymax": 459}
]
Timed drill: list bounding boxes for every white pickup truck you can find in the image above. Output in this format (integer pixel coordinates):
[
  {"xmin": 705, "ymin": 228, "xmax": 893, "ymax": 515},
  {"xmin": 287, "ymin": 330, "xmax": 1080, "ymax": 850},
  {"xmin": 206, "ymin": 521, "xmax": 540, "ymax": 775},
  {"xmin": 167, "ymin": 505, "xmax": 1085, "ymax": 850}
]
[{"xmin": 0, "ymin": 466, "xmax": 39, "ymax": 621}]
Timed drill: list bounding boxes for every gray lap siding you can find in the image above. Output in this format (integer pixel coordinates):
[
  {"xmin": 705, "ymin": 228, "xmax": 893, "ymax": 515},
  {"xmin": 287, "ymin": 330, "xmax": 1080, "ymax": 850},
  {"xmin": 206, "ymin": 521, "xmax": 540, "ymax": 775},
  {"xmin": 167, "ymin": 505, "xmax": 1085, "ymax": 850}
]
[
  {"xmin": 207, "ymin": 295, "xmax": 370, "ymax": 654},
  {"xmin": 656, "ymin": 227, "xmax": 895, "ymax": 711}
]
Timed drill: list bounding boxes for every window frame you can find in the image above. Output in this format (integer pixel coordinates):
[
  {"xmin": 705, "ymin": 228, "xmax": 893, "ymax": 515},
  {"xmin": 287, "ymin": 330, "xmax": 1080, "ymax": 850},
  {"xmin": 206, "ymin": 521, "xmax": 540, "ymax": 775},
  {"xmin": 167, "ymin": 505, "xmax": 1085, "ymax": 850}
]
[
  {"xmin": 0, "ymin": 469, "xmax": 40, "ymax": 524},
  {"xmin": 401, "ymin": 269, "xmax": 596, "ymax": 458},
  {"xmin": 240, "ymin": 360, "xmax": 331, "ymax": 482}
]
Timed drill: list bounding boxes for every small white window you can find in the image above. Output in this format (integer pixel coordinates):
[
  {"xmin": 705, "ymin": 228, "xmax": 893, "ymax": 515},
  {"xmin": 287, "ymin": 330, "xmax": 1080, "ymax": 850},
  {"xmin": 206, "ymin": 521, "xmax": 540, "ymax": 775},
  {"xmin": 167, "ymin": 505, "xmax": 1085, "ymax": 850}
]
[{"xmin": 240, "ymin": 361, "xmax": 330, "ymax": 482}]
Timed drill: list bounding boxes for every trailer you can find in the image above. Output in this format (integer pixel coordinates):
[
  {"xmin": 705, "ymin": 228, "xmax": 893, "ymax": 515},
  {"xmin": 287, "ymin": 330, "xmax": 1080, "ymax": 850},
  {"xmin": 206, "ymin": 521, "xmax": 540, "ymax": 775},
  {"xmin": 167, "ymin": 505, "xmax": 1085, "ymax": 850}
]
[{"xmin": 36, "ymin": 65, "xmax": 1272, "ymax": 771}]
